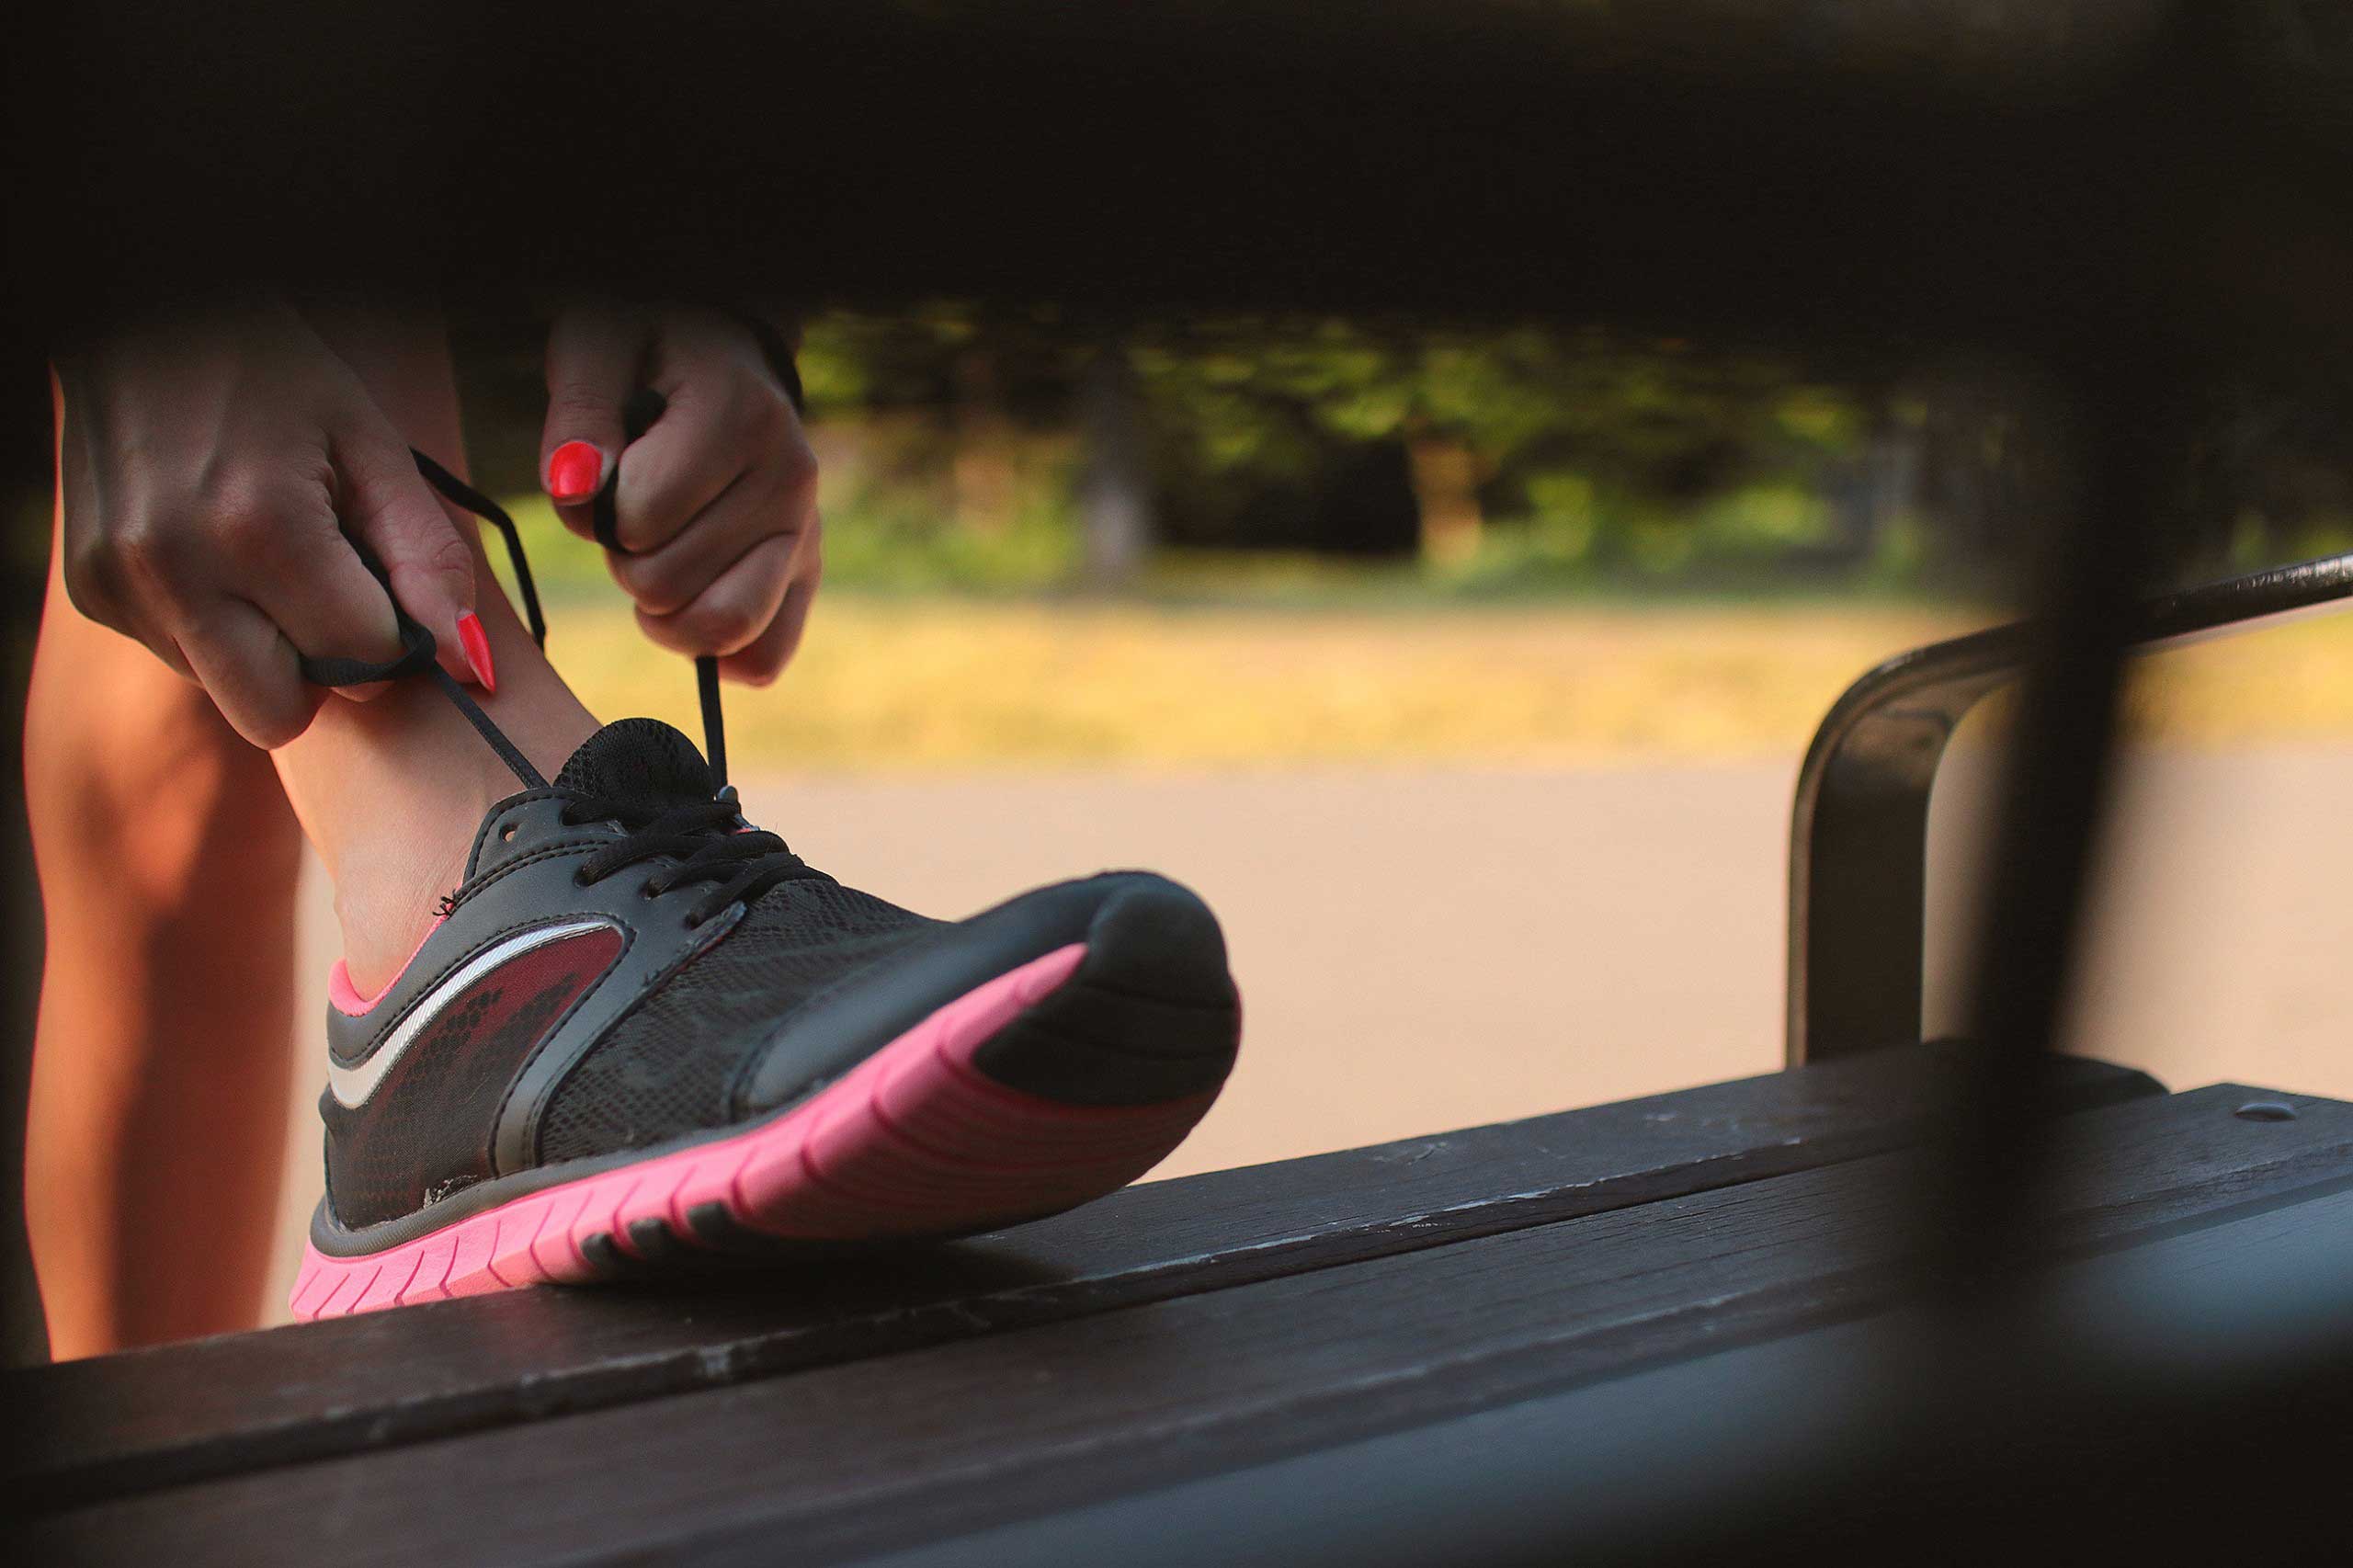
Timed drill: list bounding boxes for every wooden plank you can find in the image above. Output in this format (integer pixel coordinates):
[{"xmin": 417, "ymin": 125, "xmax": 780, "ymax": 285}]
[
  {"xmin": 33, "ymin": 1082, "xmax": 2348, "ymax": 1568},
  {"xmin": 5, "ymin": 1046, "xmax": 2154, "ymax": 1506},
  {"xmin": 846, "ymin": 1179, "xmax": 2353, "ymax": 1568}
]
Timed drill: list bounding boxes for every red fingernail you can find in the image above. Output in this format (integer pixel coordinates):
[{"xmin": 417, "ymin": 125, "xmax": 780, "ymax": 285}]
[
  {"xmin": 456, "ymin": 611, "xmax": 496, "ymax": 695},
  {"xmin": 547, "ymin": 440, "xmax": 604, "ymax": 504}
]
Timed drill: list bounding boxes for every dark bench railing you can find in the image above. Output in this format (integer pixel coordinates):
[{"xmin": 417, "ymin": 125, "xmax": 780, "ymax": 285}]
[{"xmin": 1790, "ymin": 549, "xmax": 2353, "ymax": 1065}]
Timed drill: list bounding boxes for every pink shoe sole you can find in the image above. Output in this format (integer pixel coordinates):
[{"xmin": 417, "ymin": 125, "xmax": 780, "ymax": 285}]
[{"xmin": 290, "ymin": 943, "xmax": 1222, "ymax": 1321}]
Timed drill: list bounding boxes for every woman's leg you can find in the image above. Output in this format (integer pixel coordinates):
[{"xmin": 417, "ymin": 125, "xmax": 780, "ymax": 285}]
[
  {"xmin": 28, "ymin": 306, "xmax": 597, "ymax": 1353},
  {"xmin": 24, "ymin": 479, "xmax": 305, "ymax": 1357}
]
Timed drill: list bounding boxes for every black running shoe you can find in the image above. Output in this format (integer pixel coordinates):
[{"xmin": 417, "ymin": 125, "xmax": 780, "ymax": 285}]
[{"xmin": 290, "ymin": 455, "xmax": 1240, "ymax": 1319}]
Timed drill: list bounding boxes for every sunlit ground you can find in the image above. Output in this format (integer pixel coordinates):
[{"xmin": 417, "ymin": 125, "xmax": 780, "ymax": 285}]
[
  {"xmin": 547, "ymin": 593, "xmax": 2353, "ymax": 773},
  {"xmin": 555, "ymin": 597, "xmax": 1969, "ymax": 769}
]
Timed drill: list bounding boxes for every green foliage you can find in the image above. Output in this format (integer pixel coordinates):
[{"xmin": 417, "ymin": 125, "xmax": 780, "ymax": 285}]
[
  {"xmin": 461, "ymin": 309, "xmax": 2353, "ymax": 607},
  {"xmin": 817, "ymin": 485, "xmax": 1081, "ymax": 594},
  {"xmin": 644, "ymin": 310, "xmax": 1911, "ymax": 598},
  {"xmin": 1125, "ymin": 317, "xmax": 1874, "ymax": 577}
]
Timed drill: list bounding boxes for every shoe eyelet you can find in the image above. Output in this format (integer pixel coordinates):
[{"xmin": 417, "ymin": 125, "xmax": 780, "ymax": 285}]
[
  {"xmin": 572, "ymin": 870, "xmax": 591, "ymax": 888},
  {"xmin": 498, "ymin": 823, "xmax": 517, "ymax": 843}
]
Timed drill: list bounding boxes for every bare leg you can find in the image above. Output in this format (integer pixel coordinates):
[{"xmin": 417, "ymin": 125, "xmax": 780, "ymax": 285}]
[
  {"xmin": 25, "ymin": 443, "xmax": 304, "ymax": 1357},
  {"xmin": 28, "ymin": 308, "xmax": 597, "ymax": 1353}
]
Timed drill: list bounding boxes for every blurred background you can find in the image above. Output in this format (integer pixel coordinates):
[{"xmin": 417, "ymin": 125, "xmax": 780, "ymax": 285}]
[{"xmin": 141, "ymin": 308, "xmax": 2339, "ymax": 1319}]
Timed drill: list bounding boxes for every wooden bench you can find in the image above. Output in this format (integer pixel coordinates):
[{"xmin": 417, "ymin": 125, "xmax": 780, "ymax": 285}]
[{"xmin": 14, "ymin": 1045, "xmax": 2352, "ymax": 1563}]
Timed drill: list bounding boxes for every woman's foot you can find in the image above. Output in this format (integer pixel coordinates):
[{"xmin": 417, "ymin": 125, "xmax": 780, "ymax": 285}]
[
  {"xmin": 258, "ymin": 349, "xmax": 1237, "ymax": 1320},
  {"xmin": 293, "ymin": 717, "xmax": 1241, "ymax": 1318}
]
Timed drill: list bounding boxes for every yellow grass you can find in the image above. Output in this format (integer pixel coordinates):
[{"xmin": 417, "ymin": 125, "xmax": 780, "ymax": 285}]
[{"xmin": 542, "ymin": 596, "xmax": 2353, "ymax": 774}]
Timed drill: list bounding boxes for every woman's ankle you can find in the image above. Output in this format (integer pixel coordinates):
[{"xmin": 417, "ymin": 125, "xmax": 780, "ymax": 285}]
[
  {"xmin": 328, "ymin": 798, "xmax": 483, "ymax": 998},
  {"xmin": 283, "ymin": 632, "xmax": 597, "ymax": 995}
]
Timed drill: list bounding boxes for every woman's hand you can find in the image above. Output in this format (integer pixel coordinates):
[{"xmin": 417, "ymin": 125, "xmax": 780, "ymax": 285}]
[
  {"xmin": 53, "ymin": 301, "xmax": 486, "ymax": 747},
  {"xmin": 539, "ymin": 301, "xmax": 820, "ymax": 686}
]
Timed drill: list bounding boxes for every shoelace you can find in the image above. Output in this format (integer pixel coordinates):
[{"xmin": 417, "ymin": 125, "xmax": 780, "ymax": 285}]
[
  {"xmin": 292, "ymin": 454, "xmax": 556, "ymax": 788},
  {"xmin": 559, "ymin": 794, "xmax": 819, "ymax": 927},
  {"xmin": 299, "ymin": 443, "xmax": 824, "ymax": 925},
  {"xmin": 597, "ymin": 388, "xmax": 730, "ymax": 790}
]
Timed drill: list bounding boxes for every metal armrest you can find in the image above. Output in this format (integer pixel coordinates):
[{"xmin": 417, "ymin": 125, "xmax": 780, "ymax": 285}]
[{"xmin": 1788, "ymin": 551, "xmax": 2353, "ymax": 1065}]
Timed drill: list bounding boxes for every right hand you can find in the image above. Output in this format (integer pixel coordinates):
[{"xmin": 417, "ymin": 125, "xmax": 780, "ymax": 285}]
[{"xmin": 51, "ymin": 300, "xmax": 483, "ymax": 748}]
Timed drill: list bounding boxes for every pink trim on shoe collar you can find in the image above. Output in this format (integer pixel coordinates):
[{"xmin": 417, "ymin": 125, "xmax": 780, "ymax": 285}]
[{"xmin": 328, "ymin": 915, "xmax": 446, "ymax": 1017}]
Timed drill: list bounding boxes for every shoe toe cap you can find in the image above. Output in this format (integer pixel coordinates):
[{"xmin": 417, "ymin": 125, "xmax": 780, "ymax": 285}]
[
  {"xmin": 969, "ymin": 874, "xmax": 1241, "ymax": 1107},
  {"xmin": 740, "ymin": 871, "xmax": 1240, "ymax": 1115}
]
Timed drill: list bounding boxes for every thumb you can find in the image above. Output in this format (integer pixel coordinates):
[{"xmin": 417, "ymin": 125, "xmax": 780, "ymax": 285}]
[
  {"xmin": 337, "ymin": 427, "xmax": 482, "ymax": 687},
  {"xmin": 542, "ymin": 305, "xmax": 647, "ymax": 532}
]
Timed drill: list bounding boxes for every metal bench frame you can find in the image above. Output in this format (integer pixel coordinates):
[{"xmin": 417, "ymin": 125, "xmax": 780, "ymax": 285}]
[{"xmin": 1790, "ymin": 550, "xmax": 2353, "ymax": 1065}]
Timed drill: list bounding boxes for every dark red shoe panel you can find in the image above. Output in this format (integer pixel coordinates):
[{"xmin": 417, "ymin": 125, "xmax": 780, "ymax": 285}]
[{"xmin": 323, "ymin": 926, "xmax": 626, "ymax": 1228}]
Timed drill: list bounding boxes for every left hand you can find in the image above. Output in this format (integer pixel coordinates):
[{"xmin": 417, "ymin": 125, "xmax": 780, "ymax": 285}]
[{"xmin": 540, "ymin": 301, "xmax": 820, "ymax": 685}]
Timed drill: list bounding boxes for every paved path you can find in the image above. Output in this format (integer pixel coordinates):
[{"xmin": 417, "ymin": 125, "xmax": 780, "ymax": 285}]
[{"xmin": 267, "ymin": 748, "xmax": 2353, "ymax": 1317}]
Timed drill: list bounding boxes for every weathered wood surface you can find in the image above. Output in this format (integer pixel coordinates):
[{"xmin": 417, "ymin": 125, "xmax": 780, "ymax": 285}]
[
  {"xmin": 5, "ymin": 1045, "xmax": 2153, "ymax": 1506},
  {"xmin": 33, "ymin": 1081, "xmax": 2351, "ymax": 1568},
  {"xmin": 842, "ymin": 1179, "xmax": 2353, "ymax": 1568}
]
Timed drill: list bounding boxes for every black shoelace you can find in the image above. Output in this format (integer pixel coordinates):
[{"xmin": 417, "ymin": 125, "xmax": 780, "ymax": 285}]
[
  {"xmin": 560, "ymin": 794, "xmax": 818, "ymax": 927},
  {"xmin": 299, "ymin": 443, "xmax": 823, "ymax": 924},
  {"xmin": 593, "ymin": 388, "xmax": 730, "ymax": 790}
]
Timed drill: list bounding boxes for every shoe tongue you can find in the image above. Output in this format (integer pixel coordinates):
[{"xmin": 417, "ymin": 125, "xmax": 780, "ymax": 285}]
[{"xmin": 553, "ymin": 719, "xmax": 715, "ymax": 807}]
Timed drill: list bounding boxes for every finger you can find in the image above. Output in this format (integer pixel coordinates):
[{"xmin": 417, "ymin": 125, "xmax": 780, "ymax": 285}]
[
  {"xmin": 720, "ymin": 513, "xmax": 819, "ymax": 686},
  {"xmin": 610, "ymin": 341, "xmax": 782, "ymax": 555},
  {"xmin": 631, "ymin": 531, "xmax": 797, "ymax": 659},
  {"xmin": 209, "ymin": 478, "xmax": 405, "ymax": 683},
  {"xmin": 717, "ymin": 564, "xmax": 817, "ymax": 687},
  {"xmin": 606, "ymin": 445, "xmax": 813, "ymax": 616},
  {"xmin": 245, "ymin": 539, "xmax": 413, "ymax": 704},
  {"xmin": 333, "ymin": 423, "xmax": 480, "ymax": 685},
  {"xmin": 542, "ymin": 304, "xmax": 647, "ymax": 532},
  {"xmin": 176, "ymin": 597, "xmax": 325, "ymax": 749}
]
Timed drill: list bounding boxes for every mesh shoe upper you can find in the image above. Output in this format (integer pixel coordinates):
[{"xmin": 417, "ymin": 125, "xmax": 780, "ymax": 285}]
[
  {"xmin": 529, "ymin": 716, "xmax": 946, "ymax": 1162},
  {"xmin": 551, "ymin": 715, "xmax": 716, "ymax": 802},
  {"xmin": 535, "ymin": 879, "xmax": 939, "ymax": 1163}
]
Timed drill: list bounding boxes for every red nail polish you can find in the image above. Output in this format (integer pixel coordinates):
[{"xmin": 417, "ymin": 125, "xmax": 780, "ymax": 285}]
[
  {"xmin": 547, "ymin": 440, "xmax": 604, "ymax": 504},
  {"xmin": 456, "ymin": 611, "xmax": 496, "ymax": 695}
]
